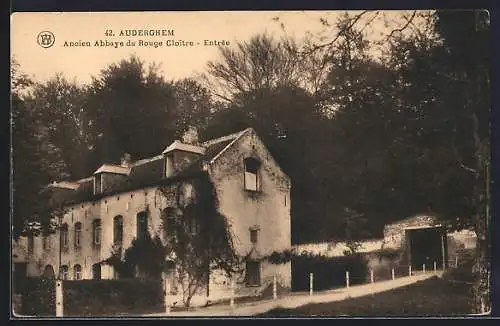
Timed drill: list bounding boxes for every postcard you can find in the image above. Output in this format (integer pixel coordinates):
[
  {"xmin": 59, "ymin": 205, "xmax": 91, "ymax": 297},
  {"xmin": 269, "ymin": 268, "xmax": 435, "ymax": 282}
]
[{"xmin": 11, "ymin": 10, "xmax": 491, "ymax": 318}]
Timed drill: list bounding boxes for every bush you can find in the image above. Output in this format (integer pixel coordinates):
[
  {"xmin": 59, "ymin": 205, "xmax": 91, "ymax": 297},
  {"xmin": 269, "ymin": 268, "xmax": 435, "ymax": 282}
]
[
  {"xmin": 63, "ymin": 278, "xmax": 164, "ymax": 316},
  {"xmin": 291, "ymin": 253, "xmax": 368, "ymax": 291},
  {"xmin": 17, "ymin": 278, "xmax": 56, "ymax": 316}
]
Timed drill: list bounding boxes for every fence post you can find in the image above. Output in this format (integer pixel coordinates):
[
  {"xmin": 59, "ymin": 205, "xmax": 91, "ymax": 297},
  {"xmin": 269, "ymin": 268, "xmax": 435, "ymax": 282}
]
[
  {"xmin": 441, "ymin": 233, "xmax": 446, "ymax": 271},
  {"xmin": 434, "ymin": 261, "xmax": 437, "ymax": 273},
  {"xmin": 309, "ymin": 273, "xmax": 313, "ymax": 296},
  {"xmin": 55, "ymin": 280, "xmax": 63, "ymax": 317},
  {"xmin": 164, "ymin": 277, "xmax": 170, "ymax": 314},
  {"xmin": 455, "ymin": 255, "xmax": 458, "ymax": 268},
  {"xmin": 345, "ymin": 271, "xmax": 350, "ymax": 289},
  {"xmin": 273, "ymin": 275, "xmax": 277, "ymax": 300},
  {"xmin": 230, "ymin": 278, "xmax": 235, "ymax": 308},
  {"xmin": 409, "ymin": 265, "xmax": 412, "ymax": 277},
  {"xmin": 423, "ymin": 264, "xmax": 426, "ymax": 274},
  {"xmin": 391, "ymin": 268, "xmax": 395, "ymax": 280},
  {"xmin": 370, "ymin": 270, "xmax": 374, "ymax": 284}
]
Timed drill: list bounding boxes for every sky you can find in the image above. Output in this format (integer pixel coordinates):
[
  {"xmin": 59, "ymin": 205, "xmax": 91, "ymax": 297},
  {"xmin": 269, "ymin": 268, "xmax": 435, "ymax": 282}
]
[{"xmin": 11, "ymin": 11, "xmax": 426, "ymax": 85}]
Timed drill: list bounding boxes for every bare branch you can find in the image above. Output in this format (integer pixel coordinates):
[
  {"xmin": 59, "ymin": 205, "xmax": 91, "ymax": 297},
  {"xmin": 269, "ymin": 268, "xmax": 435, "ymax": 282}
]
[
  {"xmin": 385, "ymin": 11, "xmax": 417, "ymax": 41},
  {"xmin": 299, "ymin": 11, "xmax": 373, "ymax": 56}
]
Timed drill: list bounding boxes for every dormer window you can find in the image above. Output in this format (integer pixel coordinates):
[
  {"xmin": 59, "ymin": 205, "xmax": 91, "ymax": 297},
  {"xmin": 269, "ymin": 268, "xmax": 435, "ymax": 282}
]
[
  {"xmin": 94, "ymin": 174, "xmax": 102, "ymax": 195},
  {"xmin": 162, "ymin": 140, "xmax": 205, "ymax": 178},
  {"xmin": 92, "ymin": 164, "xmax": 131, "ymax": 195},
  {"xmin": 244, "ymin": 158, "xmax": 261, "ymax": 192}
]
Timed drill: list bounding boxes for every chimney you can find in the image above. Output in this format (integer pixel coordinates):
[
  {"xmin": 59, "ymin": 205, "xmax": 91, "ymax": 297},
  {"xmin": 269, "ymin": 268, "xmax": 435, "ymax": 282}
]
[
  {"xmin": 121, "ymin": 153, "xmax": 132, "ymax": 167},
  {"xmin": 181, "ymin": 126, "xmax": 199, "ymax": 145}
]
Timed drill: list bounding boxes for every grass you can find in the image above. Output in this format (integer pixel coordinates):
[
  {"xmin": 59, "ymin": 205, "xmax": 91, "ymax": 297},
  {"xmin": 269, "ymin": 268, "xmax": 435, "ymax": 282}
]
[{"xmin": 259, "ymin": 270, "xmax": 474, "ymax": 317}]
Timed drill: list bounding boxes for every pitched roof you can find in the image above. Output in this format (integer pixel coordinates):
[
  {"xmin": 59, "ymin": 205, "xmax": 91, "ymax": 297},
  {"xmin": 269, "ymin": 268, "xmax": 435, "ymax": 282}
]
[{"xmin": 48, "ymin": 129, "xmax": 251, "ymax": 206}]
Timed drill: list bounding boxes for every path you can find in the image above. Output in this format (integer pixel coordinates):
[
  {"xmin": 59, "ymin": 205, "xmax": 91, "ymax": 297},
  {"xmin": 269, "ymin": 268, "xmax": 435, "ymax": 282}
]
[{"xmin": 145, "ymin": 271, "xmax": 444, "ymax": 317}]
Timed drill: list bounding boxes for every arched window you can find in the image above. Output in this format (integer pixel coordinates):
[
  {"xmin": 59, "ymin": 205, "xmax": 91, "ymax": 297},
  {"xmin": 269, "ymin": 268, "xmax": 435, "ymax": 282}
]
[
  {"xmin": 74, "ymin": 222, "xmax": 82, "ymax": 248},
  {"xmin": 113, "ymin": 215, "xmax": 123, "ymax": 245},
  {"xmin": 42, "ymin": 265, "xmax": 55, "ymax": 279},
  {"xmin": 60, "ymin": 223, "xmax": 69, "ymax": 249},
  {"xmin": 137, "ymin": 211, "xmax": 148, "ymax": 240},
  {"xmin": 92, "ymin": 219, "xmax": 101, "ymax": 246},
  {"xmin": 60, "ymin": 265, "xmax": 69, "ymax": 280},
  {"xmin": 74, "ymin": 264, "xmax": 82, "ymax": 280}
]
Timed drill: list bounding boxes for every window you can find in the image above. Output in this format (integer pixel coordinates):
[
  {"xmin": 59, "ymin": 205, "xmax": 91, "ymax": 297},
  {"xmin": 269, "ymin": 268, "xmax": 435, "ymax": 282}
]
[
  {"xmin": 74, "ymin": 222, "xmax": 82, "ymax": 248},
  {"xmin": 74, "ymin": 264, "xmax": 82, "ymax": 280},
  {"xmin": 92, "ymin": 219, "xmax": 101, "ymax": 246},
  {"xmin": 137, "ymin": 211, "xmax": 148, "ymax": 239},
  {"xmin": 27, "ymin": 234, "xmax": 34, "ymax": 254},
  {"xmin": 187, "ymin": 218, "xmax": 199, "ymax": 235},
  {"xmin": 245, "ymin": 261, "xmax": 261, "ymax": 286},
  {"xmin": 250, "ymin": 229, "xmax": 258, "ymax": 243},
  {"xmin": 244, "ymin": 158, "xmax": 261, "ymax": 191},
  {"xmin": 113, "ymin": 215, "xmax": 123, "ymax": 245},
  {"xmin": 165, "ymin": 154, "xmax": 173, "ymax": 178},
  {"xmin": 60, "ymin": 265, "xmax": 69, "ymax": 280},
  {"xmin": 61, "ymin": 223, "xmax": 69, "ymax": 249},
  {"xmin": 92, "ymin": 264, "xmax": 101, "ymax": 280},
  {"xmin": 43, "ymin": 235, "xmax": 51, "ymax": 250},
  {"xmin": 42, "ymin": 265, "xmax": 55, "ymax": 279},
  {"xmin": 165, "ymin": 217, "xmax": 178, "ymax": 241},
  {"xmin": 94, "ymin": 174, "xmax": 102, "ymax": 195}
]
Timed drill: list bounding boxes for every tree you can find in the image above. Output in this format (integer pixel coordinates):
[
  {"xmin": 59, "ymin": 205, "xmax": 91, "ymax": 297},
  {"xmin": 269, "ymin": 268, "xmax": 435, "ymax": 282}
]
[
  {"xmin": 204, "ymin": 33, "xmax": 324, "ymax": 102},
  {"xmin": 27, "ymin": 74, "xmax": 93, "ymax": 179},
  {"xmin": 200, "ymin": 85, "xmax": 339, "ymax": 243},
  {"xmin": 432, "ymin": 10, "xmax": 491, "ymax": 314},
  {"xmin": 108, "ymin": 233, "xmax": 168, "ymax": 279},
  {"xmin": 171, "ymin": 78, "xmax": 213, "ymax": 139},
  {"xmin": 159, "ymin": 173, "xmax": 241, "ymax": 307},
  {"xmin": 86, "ymin": 55, "xmax": 178, "ymax": 166},
  {"xmin": 11, "ymin": 60, "xmax": 69, "ymax": 239}
]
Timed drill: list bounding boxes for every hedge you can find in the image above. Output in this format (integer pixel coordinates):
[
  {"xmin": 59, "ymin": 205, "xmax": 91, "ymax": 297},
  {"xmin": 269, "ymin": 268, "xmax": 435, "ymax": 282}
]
[
  {"xmin": 63, "ymin": 278, "xmax": 164, "ymax": 316},
  {"xmin": 16, "ymin": 278, "xmax": 56, "ymax": 316},
  {"xmin": 291, "ymin": 254, "xmax": 368, "ymax": 292}
]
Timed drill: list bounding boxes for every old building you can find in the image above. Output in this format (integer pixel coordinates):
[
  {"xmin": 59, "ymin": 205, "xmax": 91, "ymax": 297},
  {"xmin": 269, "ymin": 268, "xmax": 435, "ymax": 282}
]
[{"xmin": 15, "ymin": 128, "xmax": 292, "ymax": 302}]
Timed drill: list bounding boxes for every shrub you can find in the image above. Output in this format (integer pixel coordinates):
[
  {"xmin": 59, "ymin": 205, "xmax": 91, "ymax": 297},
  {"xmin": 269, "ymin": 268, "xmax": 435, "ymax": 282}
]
[
  {"xmin": 17, "ymin": 278, "xmax": 56, "ymax": 316},
  {"xmin": 63, "ymin": 278, "xmax": 164, "ymax": 316},
  {"xmin": 291, "ymin": 253, "xmax": 368, "ymax": 291}
]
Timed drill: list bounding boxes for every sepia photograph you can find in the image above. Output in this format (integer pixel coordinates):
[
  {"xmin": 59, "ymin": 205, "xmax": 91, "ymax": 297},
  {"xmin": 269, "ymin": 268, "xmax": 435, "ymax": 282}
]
[{"xmin": 10, "ymin": 10, "xmax": 491, "ymax": 318}]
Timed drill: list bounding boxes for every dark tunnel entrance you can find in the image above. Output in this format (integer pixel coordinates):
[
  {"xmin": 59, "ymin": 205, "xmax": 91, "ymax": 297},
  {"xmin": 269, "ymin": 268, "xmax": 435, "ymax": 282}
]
[{"xmin": 406, "ymin": 226, "xmax": 447, "ymax": 270}]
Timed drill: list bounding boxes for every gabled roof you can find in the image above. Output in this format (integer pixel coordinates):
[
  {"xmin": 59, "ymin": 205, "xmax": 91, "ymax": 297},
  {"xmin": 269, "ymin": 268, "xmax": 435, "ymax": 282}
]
[{"xmin": 47, "ymin": 129, "xmax": 252, "ymax": 206}]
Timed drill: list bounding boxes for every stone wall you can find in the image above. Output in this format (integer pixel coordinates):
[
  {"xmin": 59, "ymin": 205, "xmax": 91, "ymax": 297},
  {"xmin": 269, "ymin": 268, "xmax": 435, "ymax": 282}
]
[
  {"xmin": 22, "ymin": 184, "xmax": 180, "ymax": 280},
  {"xmin": 206, "ymin": 129, "xmax": 292, "ymax": 298},
  {"xmin": 382, "ymin": 215, "xmax": 441, "ymax": 250}
]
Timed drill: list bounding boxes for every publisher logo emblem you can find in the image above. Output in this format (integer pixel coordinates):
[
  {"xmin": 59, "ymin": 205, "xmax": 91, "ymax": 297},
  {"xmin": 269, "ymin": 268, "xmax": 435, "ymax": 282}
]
[{"xmin": 37, "ymin": 31, "xmax": 55, "ymax": 48}]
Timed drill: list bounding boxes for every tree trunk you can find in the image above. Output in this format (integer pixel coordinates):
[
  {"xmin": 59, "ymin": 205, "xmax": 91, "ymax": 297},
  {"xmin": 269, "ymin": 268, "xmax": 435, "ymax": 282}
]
[{"xmin": 472, "ymin": 141, "xmax": 491, "ymax": 314}]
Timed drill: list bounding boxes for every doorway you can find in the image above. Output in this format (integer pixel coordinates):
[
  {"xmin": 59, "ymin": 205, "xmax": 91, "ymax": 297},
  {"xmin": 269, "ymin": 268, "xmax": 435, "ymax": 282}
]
[
  {"xmin": 245, "ymin": 261, "xmax": 261, "ymax": 286},
  {"xmin": 407, "ymin": 227, "xmax": 447, "ymax": 269}
]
